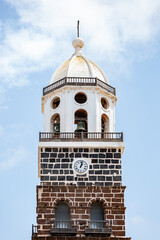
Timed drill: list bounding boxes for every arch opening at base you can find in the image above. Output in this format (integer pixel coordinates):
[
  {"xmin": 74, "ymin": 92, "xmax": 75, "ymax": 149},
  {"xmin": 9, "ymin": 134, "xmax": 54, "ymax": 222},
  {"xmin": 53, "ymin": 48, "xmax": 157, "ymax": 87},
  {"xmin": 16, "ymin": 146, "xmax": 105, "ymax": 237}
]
[
  {"xmin": 51, "ymin": 113, "xmax": 60, "ymax": 134},
  {"xmin": 74, "ymin": 109, "xmax": 88, "ymax": 136},
  {"xmin": 101, "ymin": 114, "xmax": 109, "ymax": 134}
]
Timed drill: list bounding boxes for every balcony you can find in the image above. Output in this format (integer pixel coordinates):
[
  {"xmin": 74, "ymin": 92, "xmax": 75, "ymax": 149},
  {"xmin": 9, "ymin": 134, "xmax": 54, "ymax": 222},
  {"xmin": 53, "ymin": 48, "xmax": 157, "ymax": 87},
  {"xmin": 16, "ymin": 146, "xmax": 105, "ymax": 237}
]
[
  {"xmin": 32, "ymin": 220, "xmax": 112, "ymax": 237},
  {"xmin": 43, "ymin": 77, "xmax": 116, "ymax": 96},
  {"xmin": 39, "ymin": 132, "xmax": 123, "ymax": 142},
  {"xmin": 85, "ymin": 220, "xmax": 112, "ymax": 237},
  {"xmin": 50, "ymin": 221, "xmax": 77, "ymax": 236}
]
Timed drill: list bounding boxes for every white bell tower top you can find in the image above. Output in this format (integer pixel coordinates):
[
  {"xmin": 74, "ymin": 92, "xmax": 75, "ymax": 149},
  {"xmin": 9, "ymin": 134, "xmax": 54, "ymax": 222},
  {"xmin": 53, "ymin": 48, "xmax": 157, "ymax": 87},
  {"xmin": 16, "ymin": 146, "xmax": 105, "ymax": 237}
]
[{"xmin": 41, "ymin": 35, "xmax": 117, "ymax": 135}]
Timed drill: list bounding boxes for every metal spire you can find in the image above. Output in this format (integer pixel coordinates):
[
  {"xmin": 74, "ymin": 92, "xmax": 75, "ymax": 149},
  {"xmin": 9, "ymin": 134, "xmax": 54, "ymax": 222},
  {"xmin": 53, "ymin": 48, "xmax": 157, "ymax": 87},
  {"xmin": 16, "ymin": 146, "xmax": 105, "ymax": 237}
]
[{"xmin": 77, "ymin": 20, "xmax": 80, "ymax": 37}]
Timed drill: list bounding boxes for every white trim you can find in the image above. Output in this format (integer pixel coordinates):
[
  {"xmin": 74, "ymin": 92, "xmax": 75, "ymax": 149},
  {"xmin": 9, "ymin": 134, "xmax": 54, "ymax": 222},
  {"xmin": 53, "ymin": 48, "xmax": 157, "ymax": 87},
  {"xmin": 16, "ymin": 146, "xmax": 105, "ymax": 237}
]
[{"xmin": 38, "ymin": 141, "xmax": 125, "ymax": 149}]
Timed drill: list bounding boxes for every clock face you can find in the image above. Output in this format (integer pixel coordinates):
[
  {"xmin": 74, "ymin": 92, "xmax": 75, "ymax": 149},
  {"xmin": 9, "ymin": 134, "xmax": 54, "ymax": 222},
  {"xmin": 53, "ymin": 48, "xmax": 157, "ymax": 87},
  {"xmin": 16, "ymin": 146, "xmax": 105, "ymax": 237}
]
[{"xmin": 73, "ymin": 159, "xmax": 89, "ymax": 174}]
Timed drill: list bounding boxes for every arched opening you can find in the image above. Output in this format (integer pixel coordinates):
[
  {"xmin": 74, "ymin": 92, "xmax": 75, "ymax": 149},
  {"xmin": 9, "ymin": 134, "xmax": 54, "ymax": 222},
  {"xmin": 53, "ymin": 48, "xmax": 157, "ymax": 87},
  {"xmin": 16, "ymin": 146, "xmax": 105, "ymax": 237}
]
[
  {"xmin": 51, "ymin": 114, "xmax": 60, "ymax": 133},
  {"xmin": 101, "ymin": 114, "xmax": 109, "ymax": 133},
  {"xmin": 74, "ymin": 109, "xmax": 88, "ymax": 133},
  {"xmin": 90, "ymin": 202, "xmax": 104, "ymax": 229},
  {"xmin": 55, "ymin": 201, "xmax": 70, "ymax": 228}
]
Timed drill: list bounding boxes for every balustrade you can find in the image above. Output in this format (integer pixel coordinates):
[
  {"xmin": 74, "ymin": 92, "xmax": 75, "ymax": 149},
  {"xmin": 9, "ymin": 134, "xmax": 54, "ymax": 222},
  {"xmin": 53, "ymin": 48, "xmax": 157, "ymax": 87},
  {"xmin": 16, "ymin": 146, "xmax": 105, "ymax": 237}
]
[
  {"xmin": 43, "ymin": 77, "xmax": 116, "ymax": 96},
  {"xmin": 39, "ymin": 132, "xmax": 123, "ymax": 142}
]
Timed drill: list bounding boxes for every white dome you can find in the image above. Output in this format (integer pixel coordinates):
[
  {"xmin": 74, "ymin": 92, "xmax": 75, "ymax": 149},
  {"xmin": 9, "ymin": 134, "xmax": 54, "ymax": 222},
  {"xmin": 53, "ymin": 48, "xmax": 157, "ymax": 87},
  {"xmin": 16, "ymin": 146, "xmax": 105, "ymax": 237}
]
[{"xmin": 50, "ymin": 37, "xmax": 108, "ymax": 84}]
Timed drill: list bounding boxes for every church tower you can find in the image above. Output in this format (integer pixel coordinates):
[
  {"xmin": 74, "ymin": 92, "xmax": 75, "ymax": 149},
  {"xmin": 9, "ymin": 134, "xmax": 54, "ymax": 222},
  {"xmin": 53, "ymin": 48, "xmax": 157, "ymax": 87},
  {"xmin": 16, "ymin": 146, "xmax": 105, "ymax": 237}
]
[{"xmin": 32, "ymin": 29, "xmax": 131, "ymax": 240}]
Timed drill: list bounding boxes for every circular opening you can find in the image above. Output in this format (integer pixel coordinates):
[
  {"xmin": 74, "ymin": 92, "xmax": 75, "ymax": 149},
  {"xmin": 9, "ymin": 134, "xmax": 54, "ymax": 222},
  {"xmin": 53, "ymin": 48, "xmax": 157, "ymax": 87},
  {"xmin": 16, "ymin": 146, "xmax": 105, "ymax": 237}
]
[
  {"xmin": 52, "ymin": 97, "xmax": 60, "ymax": 109},
  {"xmin": 75, "ymin": 93, "xmax": 87, "ymax": 104},
  {"xmin": 101, "ymin": 97, "xmax": 109, "ymax": 109}
]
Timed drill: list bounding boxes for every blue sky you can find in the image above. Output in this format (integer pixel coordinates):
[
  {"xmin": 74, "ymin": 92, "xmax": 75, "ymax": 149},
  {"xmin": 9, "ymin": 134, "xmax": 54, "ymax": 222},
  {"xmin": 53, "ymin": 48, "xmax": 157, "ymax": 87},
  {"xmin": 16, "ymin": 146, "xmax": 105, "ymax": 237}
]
[{"xmin": 0, "ymin": 0, "xmax": 160, "ymax": 239}]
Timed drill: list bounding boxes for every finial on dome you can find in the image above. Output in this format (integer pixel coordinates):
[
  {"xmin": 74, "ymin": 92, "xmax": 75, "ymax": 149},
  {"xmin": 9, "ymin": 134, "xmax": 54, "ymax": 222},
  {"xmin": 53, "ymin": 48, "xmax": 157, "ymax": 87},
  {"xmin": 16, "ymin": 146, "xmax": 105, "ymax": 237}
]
[
  {"xmin": 72, "ymin": 37, "xmax": 84, "ymax": 49},
  {"xmin": 72, "ymin": 20, "xmax": 84, "ymax": 56}
]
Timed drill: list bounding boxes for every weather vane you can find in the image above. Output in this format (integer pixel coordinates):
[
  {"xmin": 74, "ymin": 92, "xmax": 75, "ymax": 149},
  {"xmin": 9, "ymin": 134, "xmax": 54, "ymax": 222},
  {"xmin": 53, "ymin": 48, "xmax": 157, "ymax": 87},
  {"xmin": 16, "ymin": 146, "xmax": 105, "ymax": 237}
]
[{"xmin": 77, "ymin": 20, "xmax": 80, "ymax": 37}]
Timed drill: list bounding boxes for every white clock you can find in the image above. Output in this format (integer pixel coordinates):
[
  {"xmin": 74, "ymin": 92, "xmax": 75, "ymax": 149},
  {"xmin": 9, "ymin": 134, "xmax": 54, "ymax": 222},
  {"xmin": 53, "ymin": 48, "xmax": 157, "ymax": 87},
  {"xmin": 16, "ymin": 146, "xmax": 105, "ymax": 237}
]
[{"xmin": 73, "ymin": 159, "xmax": 89, "ymax": 174}]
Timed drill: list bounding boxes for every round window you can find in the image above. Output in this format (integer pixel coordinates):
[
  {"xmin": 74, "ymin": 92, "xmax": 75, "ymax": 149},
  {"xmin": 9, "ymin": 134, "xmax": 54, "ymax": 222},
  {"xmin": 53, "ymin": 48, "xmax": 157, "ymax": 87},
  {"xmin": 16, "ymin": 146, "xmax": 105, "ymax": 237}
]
[
  {"xmin": 101, "ymin": 97, "xmax": 109, "ymax": 110},
  {"xmin": 52, "ymin": 97, "xmax": 60, "ymax": 109},
  {"xmin": 75, "ymin": 93, "xmax": 87, "ymax": 104}
]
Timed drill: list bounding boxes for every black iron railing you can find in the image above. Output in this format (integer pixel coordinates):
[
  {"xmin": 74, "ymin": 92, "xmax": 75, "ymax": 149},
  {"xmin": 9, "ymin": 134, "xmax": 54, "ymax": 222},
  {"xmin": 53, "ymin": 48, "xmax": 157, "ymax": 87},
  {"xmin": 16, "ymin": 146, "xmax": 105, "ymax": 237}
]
[
  {"xmin": 50, "ymin": 220, "xmax": 111, "ymax": 228},
  {"xmin": 88, "ymin": 220, "xmax": 112, "ymax": 229},
  {"xmin": 50, "ymin": 220, "xmax": 77, "ymax": 235},
  {"xmin": 32, "ymin": 220, "xmax": 112, "ymax": 237},
  {"xmin": 43, "ymin": 77, "xmax": 116, "ymax": 96},
  {"xmin": 32, "ymin": 224, "xmax": 37, "ymax": 236},
  {"xmin": 39, "ymin": 132, "xmax": 123, "ymax": 142},
  {"xmin": 85, "ymin": 220, "xmax": 112, "ymax": 236}
]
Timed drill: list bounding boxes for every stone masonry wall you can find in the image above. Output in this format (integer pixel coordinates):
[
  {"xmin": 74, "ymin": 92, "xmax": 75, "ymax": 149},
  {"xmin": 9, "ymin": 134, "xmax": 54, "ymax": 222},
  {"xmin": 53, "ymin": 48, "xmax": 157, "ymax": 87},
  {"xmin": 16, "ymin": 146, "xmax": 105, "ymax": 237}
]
[
  {"xmin": 40, "ymin": 148, "xmax": 122, "ymax": 187},
  {"xmin": 36, "ymin": 185, "xmax": 126, "ymax": 238}
]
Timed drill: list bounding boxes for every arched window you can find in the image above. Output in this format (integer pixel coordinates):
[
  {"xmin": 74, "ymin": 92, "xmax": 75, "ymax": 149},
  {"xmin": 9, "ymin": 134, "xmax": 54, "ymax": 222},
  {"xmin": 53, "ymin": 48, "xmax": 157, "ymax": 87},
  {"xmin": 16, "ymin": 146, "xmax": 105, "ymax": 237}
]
[
  {"xmin": 90, "ymin": 202, "xmax": 104, "ymax": 229},
  {"xmin": 101, "ymin": 114, "xmax": 109, "ymax": 133},
  {"xmin": 74, "ymin": 109, "xmax": 88, "ymax": 132},
  {"xmin": 51, "ymin": 114, "xmax": 60, "ymax": 133},
  {"xmin": 55, "ymin": 202, "xmax": 70, "ymax": 228}
]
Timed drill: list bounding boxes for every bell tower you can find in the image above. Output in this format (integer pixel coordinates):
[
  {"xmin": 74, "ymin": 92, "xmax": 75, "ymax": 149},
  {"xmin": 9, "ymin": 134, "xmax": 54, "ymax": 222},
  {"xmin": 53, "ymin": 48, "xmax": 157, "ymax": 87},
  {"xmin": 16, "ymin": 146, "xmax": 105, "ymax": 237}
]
[{"xmin": 32, "ymin": 29, "xmax": 131, "ymax": 240}]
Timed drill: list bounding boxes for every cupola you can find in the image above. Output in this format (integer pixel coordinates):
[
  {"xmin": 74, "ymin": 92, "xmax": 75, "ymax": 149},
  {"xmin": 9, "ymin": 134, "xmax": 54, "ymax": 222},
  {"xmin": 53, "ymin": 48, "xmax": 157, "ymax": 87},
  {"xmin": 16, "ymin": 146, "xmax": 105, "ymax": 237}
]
[
  {"xmin": 41, "ymin": 34, "xmax": 117, "ymax": 136},
  {"xmin": 50, "ymin": 37, "xmax": 108, "ymax": 84}
]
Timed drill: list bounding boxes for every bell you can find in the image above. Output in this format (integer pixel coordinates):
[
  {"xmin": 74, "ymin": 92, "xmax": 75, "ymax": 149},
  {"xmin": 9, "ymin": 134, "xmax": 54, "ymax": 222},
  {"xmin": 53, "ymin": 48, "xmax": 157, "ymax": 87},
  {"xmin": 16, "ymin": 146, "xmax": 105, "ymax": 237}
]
[
  {"xmin": 75, "ymin": 121, "xmax": 86, "ymax": 132},
  {"xmin": 54, "ymin": 123, "xmax": 60, "ymax": 132}
]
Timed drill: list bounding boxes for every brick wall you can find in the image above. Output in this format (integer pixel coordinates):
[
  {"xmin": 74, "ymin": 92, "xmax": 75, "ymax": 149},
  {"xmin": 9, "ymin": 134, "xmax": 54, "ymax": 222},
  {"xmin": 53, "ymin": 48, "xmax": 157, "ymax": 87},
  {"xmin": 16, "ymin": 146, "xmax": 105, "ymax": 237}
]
[
  {"xmin": 33, "ymin": 237, "xmax": 131, "ymax": 240},
  {"xmin": 36, "ymin": 185, "xmax": 126, "ymax": 238},
  {"xmin": 40, "ymin": 148, "xmax": 122, "ymax": 187}
]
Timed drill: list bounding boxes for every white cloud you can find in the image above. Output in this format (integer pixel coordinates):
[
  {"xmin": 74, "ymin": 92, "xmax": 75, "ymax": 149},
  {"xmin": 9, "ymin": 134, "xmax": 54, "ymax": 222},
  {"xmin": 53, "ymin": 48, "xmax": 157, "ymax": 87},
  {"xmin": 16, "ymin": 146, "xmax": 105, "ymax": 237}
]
[
  {"xmin": 0, "ymin": 0, "xmax": 159, "ymax": 87},
  {"xmin": 0, "ymin": 26, "xmax": 54, "ymax": 87},
  {"xmin": 0, "ymin": 146, "xmax": 31, "ymax": 171}
]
